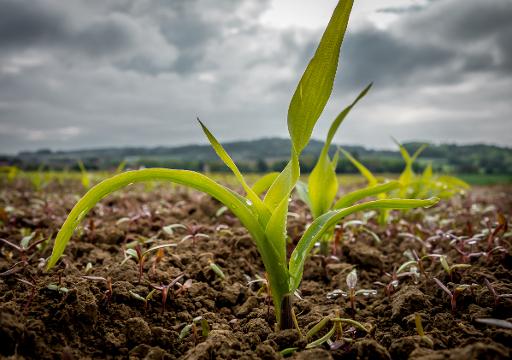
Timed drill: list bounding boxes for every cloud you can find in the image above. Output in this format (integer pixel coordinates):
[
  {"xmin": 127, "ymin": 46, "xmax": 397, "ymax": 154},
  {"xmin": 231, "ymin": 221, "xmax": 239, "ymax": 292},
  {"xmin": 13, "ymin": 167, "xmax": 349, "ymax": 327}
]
[{"xmin": 0, "ymin": 0, "xmax": 510, "ymax": 154}]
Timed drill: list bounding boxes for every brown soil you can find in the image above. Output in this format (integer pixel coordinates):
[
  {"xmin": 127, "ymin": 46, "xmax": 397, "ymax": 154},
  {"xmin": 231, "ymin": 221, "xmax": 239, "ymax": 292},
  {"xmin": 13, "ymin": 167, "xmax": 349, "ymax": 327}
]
[{"xmin": 1, "ymin": 178, "xmax": 511, "ymax": 359}]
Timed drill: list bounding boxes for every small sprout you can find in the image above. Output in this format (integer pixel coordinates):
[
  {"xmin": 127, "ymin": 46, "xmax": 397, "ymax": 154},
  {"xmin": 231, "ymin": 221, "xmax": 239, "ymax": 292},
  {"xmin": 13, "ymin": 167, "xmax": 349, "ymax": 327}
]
[
  {"xmin": 415, "ymin": 313, "xmax": 434, "ymax": 347},
  {"xmin": 280, "ymin": 348, "xmax": 298, "ymax": 356},
  {"xmin": 209, "ymin": 260, "xmax": 226, "ymax": 280},
  {"xmin": 82, "ymin": 275, "xmax": 113, "ymax": 303},
  {"xmin": 17, "ymin": 277, "xmax": 37, "ymax": 315},
  {"xmin": 484, "ymin": 278, "xmax": 512, "ymax": 306},
  {"xmin": 163, "ymin": 223, "xmax": 210, "ymax": 244},
  {"xmin": 327, "ymin": 269, "xmax": 377, "ymax": 316},
  {"xmin": 151, "ymin": 273, "xmax": 185, "ymax": 313},
  {"xmin": 306, "ymin": 315, "xmax": 369, "ymax": 349},
  {"xmin": 215, "ymin": 206, "xmax": 229, "ymax": 217},
  {"xmin": 179, "ymin": 316, "xmax": 210, "ymax": 343},
  {"xmin": 439, "ymin": 255, "xmax": 471, "ymax": 279},
  {"xmin": 175, "ymin": 279, "xmax": 193, "ymax": 297},
  {"xmin": 1, "ymin": 234, "xmax": 47, "ymax": 264},
  {"xmin": 124, "ymin": 243, "xmax": 177, "ymax": 282},
  {"xmin": 47, "ymin": 284, "xmax": 69, "ymax": 294},
  {"xmin": 129, "ymin": 289, "xmax": 157, "ymax": 310},
  {"xmin": 433, "ymin": 277, "xmax": 472, "ymax": 313},
  {"xmin": 84, "ymin": 262, "xmax": 93, "ymax": 274}
]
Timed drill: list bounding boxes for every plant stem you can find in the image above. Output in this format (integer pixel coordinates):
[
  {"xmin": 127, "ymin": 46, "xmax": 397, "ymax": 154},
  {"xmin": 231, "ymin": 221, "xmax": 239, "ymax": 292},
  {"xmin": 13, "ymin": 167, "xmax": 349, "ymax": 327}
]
[{"xmin": 280, "ymin": 293, "xmax": 294, "ymax": 330}]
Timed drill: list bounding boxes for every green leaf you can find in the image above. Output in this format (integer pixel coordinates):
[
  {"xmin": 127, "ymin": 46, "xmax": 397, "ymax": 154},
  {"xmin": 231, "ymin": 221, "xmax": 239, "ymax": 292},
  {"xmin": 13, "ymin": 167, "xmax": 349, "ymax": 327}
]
[
  {"xmin": 288, "ymin": 197, "xmax": 439, "ymax": 291},
  {"xmin": 308, "ymin": 151, "xmax": 338, "ymax": 218},
  {"xmin": 333, "ymin": 181, "xmax": 400, "ymax": 209},
  {"xmin": 287, "ymin": 0, "xmax": 354, "ymax": 154},
  {"xmin": 437, "ymin": 175, "xmax": 470, "ymax": 190},
  {"xmin": 264, "ymin": 152, "xmax": 300, "ymax": 210},
  {"xmin": 46, "ymin": 169, "xmax": 264, "ymax": 270},
  {"xmin": 306, "ymin": 323, "xmax": 336, "ymax": 349},
  {"xmin": 198, "ymin": 119, "xmax": 271, "ymax": 224},
  {"xmin": 251, "ymin": 172, "xmax": 280, "ymax": 196},
  {"xmin": 265, "ymin": 197, "xmax": 290, "ymax": 267},
  {"xmin": 339, "ymin": 148, "xmax": 377, "ymax": 186},
  {"xmin": 323, "ymin": 83, "xmax": 372, "ymax": 152},
  {"xmin": 295, "ymin": 180, "xmax": 312, "ymax": 208}
]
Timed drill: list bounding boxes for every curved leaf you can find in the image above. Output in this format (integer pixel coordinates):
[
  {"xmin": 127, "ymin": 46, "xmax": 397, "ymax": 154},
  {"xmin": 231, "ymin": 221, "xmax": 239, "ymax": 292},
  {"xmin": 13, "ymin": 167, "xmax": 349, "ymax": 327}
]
[
  {"xmin": 198, "ymin": 120, "xmax": 271, "ymax": 224},
  {"xmin": 289, "ymin": 197, "xmax": 439, "ymax": 291},
  {"xmin": 46, "ymin": 169, "xmax": 264, "ymax": 270},
  {"xmin": 333, "ymin": 181, "xmax": 400, "ymax": 209},
  {"xmin": 251, "ymin": 172, "xmax": 280, "ymax": 196},
  {"xmin": 339, "ymin": 148, "xmax": 377, "ymax": 186}
]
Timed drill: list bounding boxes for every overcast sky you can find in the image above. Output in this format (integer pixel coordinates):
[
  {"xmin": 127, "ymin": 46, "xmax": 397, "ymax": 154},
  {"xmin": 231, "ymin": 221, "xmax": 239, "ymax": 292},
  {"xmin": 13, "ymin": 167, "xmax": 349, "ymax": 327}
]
[{"xmin": 0, "ymin": 0, "xmax": 511, "ymax": 154}]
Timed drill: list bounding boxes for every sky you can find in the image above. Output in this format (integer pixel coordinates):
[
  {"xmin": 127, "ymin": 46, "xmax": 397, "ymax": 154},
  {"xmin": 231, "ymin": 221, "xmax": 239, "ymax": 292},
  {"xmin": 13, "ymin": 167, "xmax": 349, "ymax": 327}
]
[{"xmin": 0, "ymin": 0, "xmax": 511, "ymax": 154}]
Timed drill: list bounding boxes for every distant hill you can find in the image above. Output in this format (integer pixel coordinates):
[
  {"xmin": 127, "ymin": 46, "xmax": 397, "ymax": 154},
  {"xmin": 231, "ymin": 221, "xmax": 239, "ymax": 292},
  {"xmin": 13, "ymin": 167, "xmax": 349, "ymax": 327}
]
[{"xmin": 1, "ymin": 138, "xmax": 511, "ymax": 175}]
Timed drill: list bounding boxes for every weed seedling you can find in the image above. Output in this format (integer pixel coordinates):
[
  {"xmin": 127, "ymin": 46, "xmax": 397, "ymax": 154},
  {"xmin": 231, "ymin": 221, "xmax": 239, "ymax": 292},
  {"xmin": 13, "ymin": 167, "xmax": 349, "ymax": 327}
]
[
  {"xmin": 327, "ymin": 269, "xmax": 377, "ymax": 316},
  {"xmin": 163, "ymin": 223, "xmax": 210, "ymax": 245},
  {"xmin": 179, "ymin": 316, "xmax": 210, "ymax": 344},
  {"xmin": 129, "ymin": 289, "xmax": 157, "ymax": 311},
  {"xmin": 151, "ymin": 273, "xmax": 185, "ymax": 313},
  {"xmin": 433, "ymin": 277, "xmax": 472, "ymax": 313},
  {"xmin": 46, "ymin": 0, "xmax": 439, "ymax": 329},
  {"xmin": 17, "ymin": 277, "xmax": 37, "ymax": 315},
  {"xmin": 484, "ymin": 278, "xmax": 512, "ymax": 307},
  {"xmin": 124, "ymin": 243, "xmax": 177, "ymax": 282},
  {"xmin": 439, "ymin": 255, "xmax": 471, "ymax": 280},
  {"xmin": 1, "ymin": 234, "xmax": 47, "ymax": 264},
  {"xmin": 375, "ymin": 264, "xmax": 419, "ymax": 297}
]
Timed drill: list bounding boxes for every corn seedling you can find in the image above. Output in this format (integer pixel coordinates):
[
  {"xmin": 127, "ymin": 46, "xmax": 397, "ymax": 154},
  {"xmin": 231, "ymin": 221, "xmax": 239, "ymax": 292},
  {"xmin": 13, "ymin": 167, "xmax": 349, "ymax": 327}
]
[
  {"xmin": 124, "ymin": 243, "xmax": 177, "ymax": 282},
  {"xmin": 392, "ymin": 139, "xmax": 469, "ymax": 199},
  {"xmin": 433, "ymin": 277, "xmax": 473, "ymax": 313},
  {"xmin": 46, "ymin": 0, "xmax": 438, "ymax": 329},
  {"xmin": 414, "ymin": 313, "xmax": 434, "ymax": 347},
  {"xmin": 179, "ymin": 316, "xmax": 210, "ymax": 343},
  {"xmin": 0, "ymin": 165, "xmax": 19, "ymax": 182},
  {"xmin": 77, "ymin": 160, "xmax": 91, "ymax": 190},
  {"xmin": 327, "ymin": 269, "xmax": 377, "ymax": 316}
]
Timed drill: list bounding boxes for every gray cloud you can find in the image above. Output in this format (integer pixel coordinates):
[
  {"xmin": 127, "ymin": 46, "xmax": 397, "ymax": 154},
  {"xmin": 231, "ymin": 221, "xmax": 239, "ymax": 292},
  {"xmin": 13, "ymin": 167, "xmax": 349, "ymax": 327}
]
[{"xmin": 0, "ymin": 0, "xmax": 511, "ymax": 154}]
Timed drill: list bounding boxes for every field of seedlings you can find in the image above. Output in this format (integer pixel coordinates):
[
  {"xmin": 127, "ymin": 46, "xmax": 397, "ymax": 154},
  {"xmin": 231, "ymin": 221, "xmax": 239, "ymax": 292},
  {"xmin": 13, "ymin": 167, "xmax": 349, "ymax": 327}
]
[
  {"xmin": 0, "ymin": 173, "xmax": 511, "ymax": 359},
  {"xmin": 1, "ymin": 1, "xmax": 511, "ymax": 359}
]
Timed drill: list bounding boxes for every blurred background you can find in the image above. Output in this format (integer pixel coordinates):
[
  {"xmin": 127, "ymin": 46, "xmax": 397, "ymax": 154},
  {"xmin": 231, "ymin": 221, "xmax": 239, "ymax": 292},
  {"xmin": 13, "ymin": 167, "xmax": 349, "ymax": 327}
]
[{"xmin": 0, "ymin": 0, "xmax": 511, "ymax": 181}]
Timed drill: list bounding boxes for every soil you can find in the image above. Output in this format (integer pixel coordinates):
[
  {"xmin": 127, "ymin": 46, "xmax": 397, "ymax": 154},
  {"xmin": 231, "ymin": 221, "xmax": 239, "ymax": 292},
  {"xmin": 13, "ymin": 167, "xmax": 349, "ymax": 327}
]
[{"xmin": 1, "ymin": 178, "xmax": 511, "ymax": 359}]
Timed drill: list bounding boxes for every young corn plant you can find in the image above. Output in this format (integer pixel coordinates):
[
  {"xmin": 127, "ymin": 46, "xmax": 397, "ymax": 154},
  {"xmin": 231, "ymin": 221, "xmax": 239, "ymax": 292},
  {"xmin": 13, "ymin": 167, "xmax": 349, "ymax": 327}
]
[
  {"xmin": 393, "ymin": 140, "xmax": 469, "ymax": 199},
  {"xmin": 295, "ymin": 84, "xmax": 401, "ymax": 253},
  {"xmin": 45, "ymin": 0, "xmax": 438, "ymax": 329}
]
